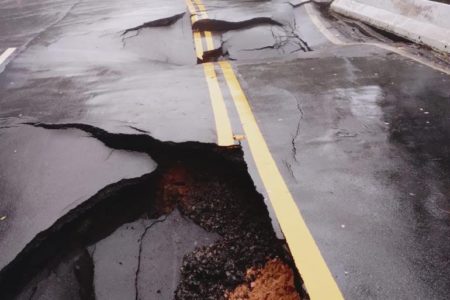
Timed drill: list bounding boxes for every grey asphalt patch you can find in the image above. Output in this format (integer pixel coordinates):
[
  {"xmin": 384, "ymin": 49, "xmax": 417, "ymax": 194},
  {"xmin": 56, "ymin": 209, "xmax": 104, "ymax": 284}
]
[
  {"xmin": 0, "ymin": 124, "xmax": 155, "ymax": 271},
  {"xmin": 91, "ymin": 210, "xmax": 219, "ymax": 300}
]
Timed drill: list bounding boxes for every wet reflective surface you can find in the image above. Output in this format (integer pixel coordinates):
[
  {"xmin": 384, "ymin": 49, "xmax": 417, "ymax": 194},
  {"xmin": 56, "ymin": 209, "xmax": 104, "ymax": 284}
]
[
  {"xmin": 0, "ymin": 0, "xmax": 449, "ymax": 298},
  {"xmin": 236, "ymin": 45, "xmax": 450, "ymax": 299}
]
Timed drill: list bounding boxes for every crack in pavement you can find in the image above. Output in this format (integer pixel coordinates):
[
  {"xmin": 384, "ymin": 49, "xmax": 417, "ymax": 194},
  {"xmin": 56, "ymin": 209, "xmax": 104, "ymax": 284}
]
[
  {"xmin": 288, "ymin": 16, "xmax": 313, "ymax": 52},
  {"xmin": 134, "ymin": 215, "xmax": 168, "ymax": 300},
  {"xmin": 121, "ymin": 12, "xmax": 185, "ymax": 47},
  {"xmin": 192, "ymin": 17, "xmax": 282, "ymax": 32},
  {"xmin": 283, "ymin": 159, "xmax": 298, "ymax": 182},
  {"xmin": 292, "ymin": 96, "xmax": 304, "ymax": 164},
  {"xmin": 239, "ymin": 24, "xmax": 312, "ymax": 54},
  {"xmin": 201, "ymin": 46, "xmax": 228, "ymax": 62},
  {"xmin": 122, "ymin": 12, "xmax": 186, "ymax": 36}
]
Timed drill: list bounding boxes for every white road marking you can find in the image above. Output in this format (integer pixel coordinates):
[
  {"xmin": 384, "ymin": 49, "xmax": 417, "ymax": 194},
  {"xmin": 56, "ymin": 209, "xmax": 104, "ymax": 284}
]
[{"xmin": 0, "ymin": 48, "xmax": 16, "ymax": 66}]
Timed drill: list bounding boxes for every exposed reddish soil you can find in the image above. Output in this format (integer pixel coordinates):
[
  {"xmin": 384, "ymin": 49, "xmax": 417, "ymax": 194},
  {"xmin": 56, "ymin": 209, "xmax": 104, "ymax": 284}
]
[{"xmin": 226, "ymin": 258, "xmax": 301, "ymax": 300}]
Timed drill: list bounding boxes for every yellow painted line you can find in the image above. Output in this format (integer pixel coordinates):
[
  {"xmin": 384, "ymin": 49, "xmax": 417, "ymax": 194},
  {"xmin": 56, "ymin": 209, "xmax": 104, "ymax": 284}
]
[
  {"xmin": 204, "ymin": 31, "xmax": 215, "ymax": 50},
  {"xmin": 304, "ymin": 3, "xmax": 450, "ymax": 75},
  {"xmin": 193, "ymin": 0, "xmax": 208, "ymax": 18},
  {"xmin": 191, "ymin": 0, "xmax": 215, "ymax": 51},
  {"xmin": 193, "ymin": 31, "xmax": 204, "ymax": 60},
  {"xmin": 186, "ymin": 0, "xmax": 200, "ymax": 23},
  {"xmin": 203, "ymin": 63, "xmax": 234, "ymax": 146},
  {"xmin": 191, "ymin": 14, "xmax": 199, "ymax": 23},
  {"xmin": 186, "ymin": 0, "xmax": 197, "ymax": 15},
  {"xmin": 219, "ymin": 61, "xmax": 344, "ymax": 300},
  {"xmin": 0, "ymin": 48, "xmax": 16, "ymax": 66},
  {"xmin": 194, "ymin": 0, "xmax": 343, "ymax": 297},
  {"xmin": 186, "ymin": 0, "xmax": 234, "ymax": 145}
]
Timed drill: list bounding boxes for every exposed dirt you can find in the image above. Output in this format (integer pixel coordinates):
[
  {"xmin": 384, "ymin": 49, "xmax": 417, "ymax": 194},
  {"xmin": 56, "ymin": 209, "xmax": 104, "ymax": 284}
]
[
  {"xmin": 0, "ymin": 123, "xmax": 304, "ymax": 300},
  {"xmin": 226, "ymin": 258, "xmax": 301, "ymax": 300}
]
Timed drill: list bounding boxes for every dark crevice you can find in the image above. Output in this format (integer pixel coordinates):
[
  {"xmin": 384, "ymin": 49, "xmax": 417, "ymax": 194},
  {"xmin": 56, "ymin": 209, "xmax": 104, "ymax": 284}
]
[
  {"xmin": 122, "ymin": 12, "xmax": 185, "ymax": 36},
  {"xmin": 121, "ymin": 12, "xmax": 185, "ymax": 47},
  {"xmin": 1, "ymin": 123, "xmax": 305, "ymax": 300},
  {"xmin": 239, "ymin": 23, "xmax": 312, "ymax": 54},
  {"xmin": 0, "ymin": 171, "xmax": 155, "ymax": 299},
  {"xmin": 128, "ymin": 125, "xmax": 151, "ymax": 134},
  {"xmin": 289, "ymin": 0, "xmax": 312, "ymax": 8},
  {"xmin": 289, "ymin": 15, "xmax": 312, "ymax": 52},
  {"xmin": 316, "ymin": 2, "xmax": 412, "ymax": 44},
  {"xmin": 73, "ymin": 249, "xmax": 95, "ymax": 300},
  {"xmin": 339, "ymin": 15, "xmax": 411, "ymax": 44},
  {"xmin": 200, "ymin": 45, "xmax": 229, "ymax": 63},
  {"xmin": 240, "ymin": 26, "xmax": 312, "ymax": 54},
  {"xmin": 364, "ymin": 23, "xmax": 413, "ymax": 44},
  {"xmin": 283, "ymin": 160, "xmax": 298, "ymax": 182},
  {"xmin": 292, "ymin": 96, "xmax": 304, "ymax": 163},
  {"xmin": 28, "ymin": 286, "xmax": 38, "ymax": 300},
  {"xmin": 192, "ymin": 17, "xmax": 283, "ymax": 32}
]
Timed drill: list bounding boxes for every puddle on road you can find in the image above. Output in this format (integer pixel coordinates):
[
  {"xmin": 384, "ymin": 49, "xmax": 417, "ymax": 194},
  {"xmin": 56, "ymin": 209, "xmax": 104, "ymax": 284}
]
[{"xmin": 1, "ymin": 124, "xmax": 304, "ymax": 300}]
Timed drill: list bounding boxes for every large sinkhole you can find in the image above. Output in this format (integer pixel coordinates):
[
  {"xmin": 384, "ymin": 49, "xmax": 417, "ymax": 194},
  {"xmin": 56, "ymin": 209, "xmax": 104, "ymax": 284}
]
[{"xmin": 1, "ymin": 124, "xmax": 304, "ymax": 300}]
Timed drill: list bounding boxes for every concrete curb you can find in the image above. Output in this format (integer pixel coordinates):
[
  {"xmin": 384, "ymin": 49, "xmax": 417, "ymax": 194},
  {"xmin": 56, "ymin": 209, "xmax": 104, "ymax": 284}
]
[{"xmin": 330, "ymin": 0, "xmax": 450, "ymax": 54}]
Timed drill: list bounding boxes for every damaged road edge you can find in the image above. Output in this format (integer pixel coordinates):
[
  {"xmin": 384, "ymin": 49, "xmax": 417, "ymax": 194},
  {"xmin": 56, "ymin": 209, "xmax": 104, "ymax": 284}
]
[{"xmin": 0, "ymin": 123, "xmax": 306, "ymax": 300}]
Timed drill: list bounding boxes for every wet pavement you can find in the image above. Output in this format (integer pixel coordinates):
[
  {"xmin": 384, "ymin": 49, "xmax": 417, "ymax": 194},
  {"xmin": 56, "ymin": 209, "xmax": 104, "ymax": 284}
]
[
  {"xmin": 0, "ymin": 0, "xmax": 449, "ymax": 299},
  {"xmin": 234, "ymin": 44, "xmax": 450, "ymax": 299}
]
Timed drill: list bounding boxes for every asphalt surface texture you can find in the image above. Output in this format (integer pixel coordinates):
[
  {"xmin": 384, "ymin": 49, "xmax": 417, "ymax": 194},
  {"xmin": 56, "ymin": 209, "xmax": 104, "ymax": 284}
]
[{"xmin": 0, "ymin": 0, "xmax": 449, "ymax": 299}]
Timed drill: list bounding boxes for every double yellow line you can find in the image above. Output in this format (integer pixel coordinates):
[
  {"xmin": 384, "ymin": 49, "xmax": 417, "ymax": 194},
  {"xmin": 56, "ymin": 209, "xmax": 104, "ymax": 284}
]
[
  {"xmin": 187, "ymin": 0, "xmax": 234, "ymax": 146},
  {"xmin": 186, "ymin": 0, "xmax": 344, "ymax": 299}
]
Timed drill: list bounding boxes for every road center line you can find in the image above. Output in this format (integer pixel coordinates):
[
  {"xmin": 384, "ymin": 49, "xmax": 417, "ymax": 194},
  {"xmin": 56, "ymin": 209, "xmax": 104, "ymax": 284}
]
[
  {"xmin": 193, "ymin": 31, "xmax": 204, "ymax": 60},
  {"xmin": 188, "ymin": 0, "xmax": 344, "ymax": 297},
  {"xmin": 203, "ymin": 62, "xmax": 234, "ymax": 146},
  {"xmin": 186, "ymin": 0, "xmax": 234, "ymax": 146},
  {"xmin": 0, "ymin": 48, "xmax": 16, "ymax": 66},
  {"xmin": 190, "ymin": 0, "xmax": 215, "ymax": 51},
  {"xmin": 304, "ymin": 3, "xmax": 450, "ymax": 75},
  {"xmin": 219, "ymin": 61, "xmax": 344, "ymax": 300},
  {"xmin": 203, "ymin": 31, "xmax": 215, "ymax": 50}
]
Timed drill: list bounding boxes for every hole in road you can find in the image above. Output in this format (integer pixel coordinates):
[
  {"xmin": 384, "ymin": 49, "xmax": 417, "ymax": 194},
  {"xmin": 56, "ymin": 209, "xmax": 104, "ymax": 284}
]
[{"xmin": 0, "ymin": 124, "xmax": 305, "ymax": 300}]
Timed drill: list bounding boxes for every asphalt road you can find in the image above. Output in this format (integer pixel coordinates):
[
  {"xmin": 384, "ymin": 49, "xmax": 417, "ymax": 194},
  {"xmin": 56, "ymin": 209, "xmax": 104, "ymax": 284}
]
[{"xmin": 0, "ymin": 0, "xmax": 449, "ymax": 299}]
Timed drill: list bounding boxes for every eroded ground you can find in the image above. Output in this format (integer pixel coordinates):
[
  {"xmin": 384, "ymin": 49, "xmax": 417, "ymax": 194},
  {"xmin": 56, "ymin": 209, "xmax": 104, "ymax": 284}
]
[{"xmin": 1, "ymin": 124, "xmax": 303, "ymax": 300}]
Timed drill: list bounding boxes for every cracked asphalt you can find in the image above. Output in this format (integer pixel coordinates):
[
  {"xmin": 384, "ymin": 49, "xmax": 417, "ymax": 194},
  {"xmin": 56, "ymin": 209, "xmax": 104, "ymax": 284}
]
[{"xmin": 0, "ymin": 0, "xmax": 449, "ymax": 299}]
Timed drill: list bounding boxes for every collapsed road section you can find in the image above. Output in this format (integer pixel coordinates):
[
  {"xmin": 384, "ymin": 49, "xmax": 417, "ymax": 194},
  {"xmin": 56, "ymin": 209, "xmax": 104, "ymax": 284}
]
[{"xmin": 0, "ymin": 124, "xmax": 305, "ymax": 300}]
